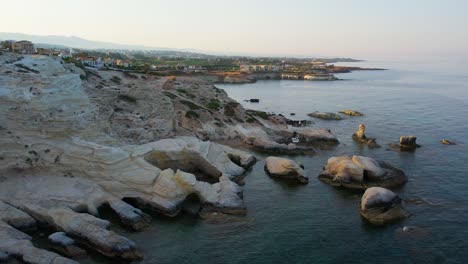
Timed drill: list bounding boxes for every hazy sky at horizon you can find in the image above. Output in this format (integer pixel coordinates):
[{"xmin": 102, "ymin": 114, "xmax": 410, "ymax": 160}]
[{"xmin": 1, "ymin": 0, "xmax": 467, "ymax": 58}]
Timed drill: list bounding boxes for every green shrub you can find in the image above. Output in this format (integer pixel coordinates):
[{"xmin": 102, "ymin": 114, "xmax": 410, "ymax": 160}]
[
  {"xmin": 180, "ymin": 100, "xmax": 201, "ymax": 110},
  {"xmin": 246, "ymin": 117, "xmax": 256, "ymax": 123},
  {"xmin": 247, "ymin": 110, "xmax": 269, "ymax": 119},
  {"xmin": 206, "ymin": 99, "xmax": 221, "ymax": 111},
  {"xmin": 185, "ymin": 110, "xmax": 200, "ymax": 119},
  {"xmin": 224, "ymin": 102, "xmax": 239, "ymax": 117},
  {"xmin": 111, "ymin": 75, "xmax": 122, "ymax": 84}
]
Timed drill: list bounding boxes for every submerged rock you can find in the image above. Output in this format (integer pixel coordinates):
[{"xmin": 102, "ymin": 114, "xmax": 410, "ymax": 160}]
[
  {"xmin": 308, "ymin": 111, "xmax": 343, "ymax": 120},
  {"xmin": 360, "ymin": 187, "xmax": 409, "ymax": 225},
  {"xmin": 264, "ymin": 157, "xmax": 308, "ymax": 183},
  {"xmin": 48, "ymin": 232, "xmax": 87, "ymax": 257},
  {"xmin": 318, "ymin": 155, "xmax": 407, "ymax": 189},
  {"xmin": 339, "ymin": 109, "xmax": 363, "ymax": 116}
]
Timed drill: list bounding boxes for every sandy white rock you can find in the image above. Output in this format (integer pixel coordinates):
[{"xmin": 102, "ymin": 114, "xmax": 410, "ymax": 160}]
[
  {"xmin": 264, "ymin": 157, "xmax": 308, "ymax": 183},
  {"xmin": 319, "ymin": 156, "xmax": 407, "ymax": 189}
]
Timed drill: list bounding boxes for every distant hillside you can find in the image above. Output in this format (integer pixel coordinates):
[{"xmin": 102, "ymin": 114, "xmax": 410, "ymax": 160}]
[{"xmin": 0, "ymin": 32, "xmax": 188, "ymax": 52}]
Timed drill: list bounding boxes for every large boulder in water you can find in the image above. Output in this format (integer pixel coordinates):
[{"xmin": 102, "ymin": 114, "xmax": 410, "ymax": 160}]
[
  {"xmin": 264, "ymin": 157, "xmax": 308, "ymax": 184},
  {"xmin": 360, "ymin": 187, "xmax": 409, "ymax": 225},
  {"xmin": 308, "ymin": 111, "xmax": 343, "ymax": 120},
  {"xmin": 318, "ymin": 155, "xmax": 407, "ymax": 189},
  {"xmin": 389, "ymin": 136, "xmax": 421, "ymax": 151}
]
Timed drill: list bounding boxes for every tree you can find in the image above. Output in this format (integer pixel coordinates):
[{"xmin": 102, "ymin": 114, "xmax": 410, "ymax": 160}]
[{"xmin": 0, "ymin": 41, "xmax": 12, "ymax": 50}]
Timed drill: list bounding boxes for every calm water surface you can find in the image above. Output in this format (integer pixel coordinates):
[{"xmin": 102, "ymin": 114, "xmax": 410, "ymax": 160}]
[{"xmin": 82, "ymin": 58, "xmax": 468, "ymax": 264}]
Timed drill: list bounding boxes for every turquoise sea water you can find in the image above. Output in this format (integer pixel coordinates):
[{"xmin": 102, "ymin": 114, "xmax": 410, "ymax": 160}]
[{"xmin": 82, "ymin": 58, "xmax": 467, "ymax": 264}]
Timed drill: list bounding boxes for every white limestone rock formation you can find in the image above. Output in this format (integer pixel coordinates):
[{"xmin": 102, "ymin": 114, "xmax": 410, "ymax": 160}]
[
  {"xmin": 318, "ymin": 155, "xmax": 407, "ymax": 189},
  {"xmin": 142, "ymin": 137, "xmax": 256, "ymax": 181},
  {"xmin": 0, "ymin": 53, "xmax": 256, "ymax": 261},
  {"xmin": 264, "ymin": 157, "xmax": 308, "ymax": 184},
  {"xmin": 360, "ymin": 187, "xmax": 409, "ymax": 225}
]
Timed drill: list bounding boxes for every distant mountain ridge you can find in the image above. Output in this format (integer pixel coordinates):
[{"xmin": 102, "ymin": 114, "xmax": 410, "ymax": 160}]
[
  {"xmin": 0, "ymin": 32, "xmax": 362, "ymax": 61},
  {"xmin": 0, "ymin": 32, "xmax": 201, "ymax": 52}
]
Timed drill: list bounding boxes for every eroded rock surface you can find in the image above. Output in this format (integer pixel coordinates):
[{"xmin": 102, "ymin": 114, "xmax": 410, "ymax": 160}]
[
  {"xmin": 360, "ymin": 187, "xmax": 409, "ymax": 225},
  {"xmin": 0, "ymin": 53, "xmax": 260, "ymax": 261},
  {"xmin": 318, "ymin": 155, "xmax": 407, "ymax": 189},
  {"xmin": 352, "ymin": 124, "xmax": 380, "ymax": 148},
  {"xmin": 48, "ymin": 232, "xmax": 86, "ymax": 257},
  {"xmin": 264, "ymin": 157, "xmax": 308, "ymax": 183},
  {"xmin": 0, "ymin": 220, "xmax": 78, "ymax": 264}
]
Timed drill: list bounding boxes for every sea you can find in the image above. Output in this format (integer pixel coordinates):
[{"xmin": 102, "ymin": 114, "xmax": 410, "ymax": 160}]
[{"xmin": 79, "ymin": 57, "xmax": 468, "ymax": 264}]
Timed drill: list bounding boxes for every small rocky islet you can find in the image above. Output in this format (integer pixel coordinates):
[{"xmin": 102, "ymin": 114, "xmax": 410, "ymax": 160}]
[{"xmin": 0, "ymin": 53, "xmax": 429, "ymax": 262}]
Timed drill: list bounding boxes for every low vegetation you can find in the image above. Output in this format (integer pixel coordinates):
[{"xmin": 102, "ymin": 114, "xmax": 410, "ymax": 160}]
[
  {"xmin": 224, "ymin": 102, "xmax": 240, "ymax": 117},
  {"xmin": 246, "ymin": 109, "xmax": 270, "ymax": 119},
  {"xmin": 180, "ymin": 100, "xmax": 201, "ymax": 110},
  {"xmin": 206, "ymin": 99, "xmax": 221, "ymax": 111},
  {"xmin": 111, "ymin": 75, "xmax": 122, "ymax": 84},
  {"xmin": 185, "ymin": 110, "xmax": 200, "ymax": 119}
]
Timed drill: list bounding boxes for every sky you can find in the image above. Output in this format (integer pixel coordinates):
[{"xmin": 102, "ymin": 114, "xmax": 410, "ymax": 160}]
[{"xmin": 1, "ymin": 0, "xmax": 468, "ymax": 58}]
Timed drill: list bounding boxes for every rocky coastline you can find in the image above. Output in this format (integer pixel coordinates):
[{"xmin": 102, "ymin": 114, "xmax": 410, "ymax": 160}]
[
  {"xmin": 0, "ymin": 53, "xmax": 343, "ymax": 262},
  {"xmin": 0, "ymin": 52, "xmax": 428, "ymax": 263}
]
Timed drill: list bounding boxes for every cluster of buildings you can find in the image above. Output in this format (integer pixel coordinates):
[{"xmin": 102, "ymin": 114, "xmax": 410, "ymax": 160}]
[
  {"xmin": 175, "ymin": 64, "xmax": 207, "ymax": 73},
  {"xmin": 281, "ymin": 73, "xmax": 336, "ymax": 80},
  {"xmin": 1, "ymin": 40, "xmax": 36, "ymax": 54},
  {"xmin": 75, "ymin": 56, "xmax": 132, "ymax": 68},
  {"xmin": 1, "ymin": 40, "xmax": 336, "ymax": 81},
  {"xmin": 240, "ymin": 64, "xmax": 282, "ymax": 73}
]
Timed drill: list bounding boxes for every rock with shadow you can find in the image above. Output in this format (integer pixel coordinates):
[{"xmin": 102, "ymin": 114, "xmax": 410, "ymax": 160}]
[
  {"xmin": 264, "ymin": 156, "xmax": 308, "ymax": 184},
  {"xmin": 389, "ymin": 136, "xmax": 421, "ymax": 151},
  {"xmin": 318, "ymin": 155, "xmax": 407, "ymax": 189},
  {"xmin": 360, "ymin": 187, "xmax": 409, "ymax": 225},
  {"xmin": 308, "ymin": 111, "xmax": 343, "ymax": 120},
  {"xmin": 352, "ymin": 124, "xmax": 380, "ymax": 148}
]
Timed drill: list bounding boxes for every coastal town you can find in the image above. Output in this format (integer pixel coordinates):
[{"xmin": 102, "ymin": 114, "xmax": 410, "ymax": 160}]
[{"xmin": 0, "ymin": 39, "xmax": 383, "ymax": 83}]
